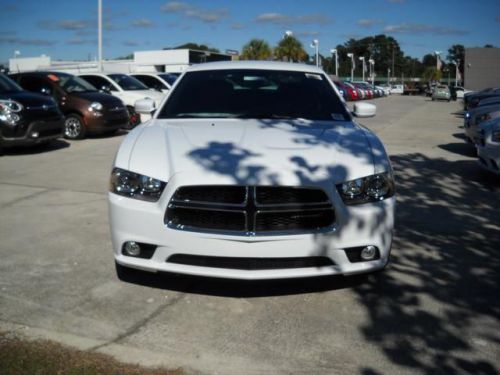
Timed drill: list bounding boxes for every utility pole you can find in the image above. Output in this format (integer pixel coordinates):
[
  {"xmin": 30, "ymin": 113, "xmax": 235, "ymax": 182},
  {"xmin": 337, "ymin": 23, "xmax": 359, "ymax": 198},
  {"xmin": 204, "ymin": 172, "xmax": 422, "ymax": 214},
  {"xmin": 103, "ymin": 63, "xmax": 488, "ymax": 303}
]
[
  {"xmin": 98, "ymin": 0, "xmax": 102, "ymax": 72},
  {"xmin": 391, "ymin": 43, "xmax": 395, "ymax": 83}
]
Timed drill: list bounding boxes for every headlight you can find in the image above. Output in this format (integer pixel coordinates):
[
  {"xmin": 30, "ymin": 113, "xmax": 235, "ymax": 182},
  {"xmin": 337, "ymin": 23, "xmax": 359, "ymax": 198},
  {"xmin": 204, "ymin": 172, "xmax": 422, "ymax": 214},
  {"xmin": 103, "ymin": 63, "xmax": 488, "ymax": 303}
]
[
  {"xmin": 110, "ymin": 168, "xmax": 166, "ymax": 202},
  {"xmin": 88, "ymin": 102, "xmax": 103, "ymax": 112},
  {"xmin": 337, "ymin": 172, "xmax": 395, "ymax": 205},
  {"xmin": 0, "ymin": 99, "xmax": 23, "ymax": 126},
  {"xmin": 492, "ymin": 130, "xmax": 500, "ymax": 143}
]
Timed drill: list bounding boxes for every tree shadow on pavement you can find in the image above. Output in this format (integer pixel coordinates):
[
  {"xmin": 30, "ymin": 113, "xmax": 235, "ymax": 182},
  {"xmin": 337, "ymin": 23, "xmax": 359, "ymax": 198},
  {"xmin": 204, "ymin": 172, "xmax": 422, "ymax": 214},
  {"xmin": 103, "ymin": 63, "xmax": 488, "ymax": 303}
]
[
  {"xmin": 1, "ymin": 139, "xmax": 70, "ymax": 156},
  {"xmin": 355, "ymin": 153, "xmax": 500, "ymax": 374}
]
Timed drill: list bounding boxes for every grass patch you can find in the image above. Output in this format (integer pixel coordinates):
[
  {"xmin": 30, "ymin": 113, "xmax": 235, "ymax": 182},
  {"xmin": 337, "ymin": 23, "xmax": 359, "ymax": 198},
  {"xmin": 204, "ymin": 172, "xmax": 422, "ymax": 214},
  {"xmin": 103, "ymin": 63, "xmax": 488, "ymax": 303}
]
[{"xmin": 0, "ymin": 331, "xmax": 182, "ymax": 375}]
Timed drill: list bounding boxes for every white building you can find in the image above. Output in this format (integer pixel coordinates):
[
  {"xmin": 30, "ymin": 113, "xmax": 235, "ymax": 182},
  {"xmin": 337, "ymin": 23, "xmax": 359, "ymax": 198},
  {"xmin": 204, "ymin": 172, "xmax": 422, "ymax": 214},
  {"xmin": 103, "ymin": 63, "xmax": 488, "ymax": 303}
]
[{"xmin": 9, "ymin": 49, "xmax": 233, "ymax": 74}]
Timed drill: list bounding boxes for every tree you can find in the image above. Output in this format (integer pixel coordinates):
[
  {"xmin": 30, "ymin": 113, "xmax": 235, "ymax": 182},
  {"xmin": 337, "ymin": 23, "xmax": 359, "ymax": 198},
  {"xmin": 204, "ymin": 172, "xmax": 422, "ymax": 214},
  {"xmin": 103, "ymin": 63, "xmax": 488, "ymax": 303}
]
[
  {"xmin": 422, "ymin": 67, "xmax": 442, "ymax": 83},
  {"xmin": 274, "ymin": 36, "xmax": 308, "ymax": 63},
  {"xmin": 240, "ymin": 39, "xmax": 272, "ymax": 60},
  {"xmin": 446, "ymin": 44, "xmax": 464, "ymax": 80}
]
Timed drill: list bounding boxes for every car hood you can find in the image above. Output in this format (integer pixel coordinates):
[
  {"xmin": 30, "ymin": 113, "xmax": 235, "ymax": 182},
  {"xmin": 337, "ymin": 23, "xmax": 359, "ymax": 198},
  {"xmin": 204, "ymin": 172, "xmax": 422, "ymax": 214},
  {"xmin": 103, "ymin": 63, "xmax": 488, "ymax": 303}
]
[
  {"xmin": 111, "ymin": 90, "xmax": 165, "ymax": 108},
  {"xmin": 121, "ymin": 119, "xmax": 381, "ymax": 187},
  {"xmin": 0, "ymin": 90, "xmax": 56, "ymax": 108},
  {"xmin": 72, "ymin": 91, "xmax": 124, "ymax": 107}
]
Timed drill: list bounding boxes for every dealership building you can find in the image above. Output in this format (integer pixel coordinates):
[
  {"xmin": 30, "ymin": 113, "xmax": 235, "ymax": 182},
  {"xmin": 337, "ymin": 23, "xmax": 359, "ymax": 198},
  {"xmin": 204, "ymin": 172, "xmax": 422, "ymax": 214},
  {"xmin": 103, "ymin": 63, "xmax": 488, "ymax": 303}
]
[
  {"xmin": 464, "ymin": 47, "xmax": 500, "ymax": 90},
  {"xmin": 8, "ymin": 48, "xmax": 233, "ymax": 74}
]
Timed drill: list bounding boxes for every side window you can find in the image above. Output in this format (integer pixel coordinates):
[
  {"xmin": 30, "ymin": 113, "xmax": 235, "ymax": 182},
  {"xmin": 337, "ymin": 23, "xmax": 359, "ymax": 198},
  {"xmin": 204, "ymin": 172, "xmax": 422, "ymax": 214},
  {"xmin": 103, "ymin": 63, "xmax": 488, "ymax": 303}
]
[
  {"xmin": 81, "ymin": 75, "xmax": 112, "ymax": 91},
  {"xmin": 136, "ymin": 75, "xmax": 165, "ymax": 89},
  {"xmin": 19, "ymin": 76, "xmax": 49, "ymax": 94}
]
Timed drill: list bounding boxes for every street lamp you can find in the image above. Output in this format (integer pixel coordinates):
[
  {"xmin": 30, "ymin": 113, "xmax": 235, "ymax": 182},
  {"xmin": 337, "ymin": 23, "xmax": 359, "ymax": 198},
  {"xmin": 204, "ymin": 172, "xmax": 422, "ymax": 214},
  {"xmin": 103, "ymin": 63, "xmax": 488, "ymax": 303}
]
[
  {"xmin": 434, "ymin": 51, "xmax": 442, "ymax": 70},
  {"xmin": 359, "ymin": 56, "xmax": 366, "ymax": 82},
  {"xmin": 330, "ymin": 49, "xmax": 338, "ymax": 77},
  {"xmin": 347, "ymin": 53, "xmax": 354, "ymax": 81},
  {"xmin": 369, "ymin": 58, "xmax": 375, "ymax": 85},
  {"xmin": 453, "ymin": 59, "xmax": 460, "ymax": 86},
  {"xmin": 310, "ymin": 39, "xmax": 319, "ymax": 67}
]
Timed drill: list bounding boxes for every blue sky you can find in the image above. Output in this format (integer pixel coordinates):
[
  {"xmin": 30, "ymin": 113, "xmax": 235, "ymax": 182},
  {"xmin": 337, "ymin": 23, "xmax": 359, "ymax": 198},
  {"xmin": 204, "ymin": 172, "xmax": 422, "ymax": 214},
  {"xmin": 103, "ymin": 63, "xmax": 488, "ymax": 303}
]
[{"xmin": 0, "ymin": 0, "xmax": 499, "ymax": 63}]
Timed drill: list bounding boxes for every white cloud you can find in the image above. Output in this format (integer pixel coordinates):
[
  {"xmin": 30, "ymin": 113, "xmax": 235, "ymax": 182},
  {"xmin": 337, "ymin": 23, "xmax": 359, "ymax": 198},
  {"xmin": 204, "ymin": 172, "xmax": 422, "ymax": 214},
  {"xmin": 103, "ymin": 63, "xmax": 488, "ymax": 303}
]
[
  {"xmin": 384, "ymin": 23, "xmax": 469, "ymax": 36},
  {"xmin": 255, "ymin": 12, "xmax": 331, "ymax": 26}
]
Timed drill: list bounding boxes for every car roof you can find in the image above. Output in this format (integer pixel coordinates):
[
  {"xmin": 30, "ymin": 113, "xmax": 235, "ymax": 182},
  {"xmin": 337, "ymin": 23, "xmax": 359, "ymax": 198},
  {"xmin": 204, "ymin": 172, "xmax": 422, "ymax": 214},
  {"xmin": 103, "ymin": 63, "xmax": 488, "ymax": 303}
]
[
  {"xmin": 185, "ymin": 61, "xmax": 325, "ymax": 74},
  {"xmin": 10, "ymin": 71, "xmax": 73, "ymax": 77}
]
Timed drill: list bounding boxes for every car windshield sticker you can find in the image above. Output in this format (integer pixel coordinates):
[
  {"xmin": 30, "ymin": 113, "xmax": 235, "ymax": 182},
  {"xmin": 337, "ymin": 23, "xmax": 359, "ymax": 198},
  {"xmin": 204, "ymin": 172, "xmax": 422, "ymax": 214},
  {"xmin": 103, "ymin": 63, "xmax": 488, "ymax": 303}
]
[
  {"xmin": 305, "ymin": 73, "xmax": 322, "ymax": 80},
  {"xmin": 47, "ymin": 74, "xmax": 59, "ymax": 82}
]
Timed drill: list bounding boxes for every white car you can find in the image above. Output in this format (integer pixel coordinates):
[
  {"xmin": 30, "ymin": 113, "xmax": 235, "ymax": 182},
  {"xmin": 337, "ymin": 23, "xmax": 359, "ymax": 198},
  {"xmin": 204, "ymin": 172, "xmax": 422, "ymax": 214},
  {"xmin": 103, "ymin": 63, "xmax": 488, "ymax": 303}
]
[
  {"xmin": 79, "ymin": 73, "xmax": 165, "ymax": 126},
  {"xmin": 476, "ymin": 118, "xmax": 500, "ymax": 174},
  {"xmin": 390, "ymin": 84, "xmax": 404, "ymax": 94},
  {"xmin": 108, "ymin": 61, "xmax": 396, "ymax": 280},
  {"xmin": 130, "ymin": 72, "xmax": 180, "ymax": 94}
]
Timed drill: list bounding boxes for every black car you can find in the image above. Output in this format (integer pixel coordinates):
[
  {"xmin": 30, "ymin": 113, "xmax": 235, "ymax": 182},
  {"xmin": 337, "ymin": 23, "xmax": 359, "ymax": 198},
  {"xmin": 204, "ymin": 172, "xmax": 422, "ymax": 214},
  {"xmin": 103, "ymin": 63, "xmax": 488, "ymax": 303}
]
[{"xmin": 0, "ymin": 74, "xmax": 64, "ymax": 149}]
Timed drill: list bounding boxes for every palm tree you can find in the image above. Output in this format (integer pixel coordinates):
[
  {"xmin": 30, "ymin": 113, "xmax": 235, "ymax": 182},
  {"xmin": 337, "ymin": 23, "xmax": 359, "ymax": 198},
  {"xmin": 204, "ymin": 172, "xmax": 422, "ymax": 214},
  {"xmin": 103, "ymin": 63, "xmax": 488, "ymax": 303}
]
[
  {"xmin": 240, "ymin": 39, "xmax": 272, "ymax": 60},
  {"xmin": 274, "ymin": 36, "xmax": 308, "ymax": 63}
]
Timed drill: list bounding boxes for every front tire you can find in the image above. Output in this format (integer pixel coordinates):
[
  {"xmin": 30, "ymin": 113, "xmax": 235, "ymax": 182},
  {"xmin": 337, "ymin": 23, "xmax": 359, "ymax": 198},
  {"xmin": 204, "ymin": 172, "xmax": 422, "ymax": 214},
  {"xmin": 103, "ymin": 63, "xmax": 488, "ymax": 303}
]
[{"xmin": 64, "ymin": 114, "xmax": 86, "ymax": 139}]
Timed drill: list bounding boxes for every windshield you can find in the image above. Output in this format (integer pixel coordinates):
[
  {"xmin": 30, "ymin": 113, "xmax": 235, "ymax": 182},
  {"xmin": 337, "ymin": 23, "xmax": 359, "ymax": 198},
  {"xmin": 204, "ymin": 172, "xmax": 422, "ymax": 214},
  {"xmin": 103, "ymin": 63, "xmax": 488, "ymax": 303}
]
[
  {"xmin": 0, "ymin": 74, "xmax": 23, "ymax": 93},
  {"xmin": 52, "ymin": 74, "xmax": 97, "ymax": 93},
  {"xmin": 159, "ymin": 73, "xmax": 180, "ymax": 86},
  {"xmin": 159, "ymin": 69, "xmax": 350, "ymax": 121},
  {"xmin": 108, "ymin": 74, "xmax": 148, "ymax": 90}
]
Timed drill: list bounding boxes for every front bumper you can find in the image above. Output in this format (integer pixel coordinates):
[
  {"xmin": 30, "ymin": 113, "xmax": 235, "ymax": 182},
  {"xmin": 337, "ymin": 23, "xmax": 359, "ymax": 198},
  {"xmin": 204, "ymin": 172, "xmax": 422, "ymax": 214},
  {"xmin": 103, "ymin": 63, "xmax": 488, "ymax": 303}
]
[
  {"xmin": 108, "ymin": 186, "xmax": 395, "ymax": 280},
  {"xmin": 85, "ymin": 109, "xmax": 129, "ymax": 134},
  {"xmin": 1, "ymin": 119, "xmax": 63, "ymax": 147}
]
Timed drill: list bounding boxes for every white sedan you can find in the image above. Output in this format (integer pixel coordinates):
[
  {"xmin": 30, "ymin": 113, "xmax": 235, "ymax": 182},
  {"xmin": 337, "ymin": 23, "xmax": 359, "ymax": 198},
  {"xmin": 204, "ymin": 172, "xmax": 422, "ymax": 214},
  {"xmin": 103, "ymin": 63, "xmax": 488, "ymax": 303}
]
[
  {"xmin": 78, "ymin": 73, "xmax": 165, "ymax": 126},
  {"xmin": 108, "ymin": 61, "xmax": 396, "ymax": 280}
]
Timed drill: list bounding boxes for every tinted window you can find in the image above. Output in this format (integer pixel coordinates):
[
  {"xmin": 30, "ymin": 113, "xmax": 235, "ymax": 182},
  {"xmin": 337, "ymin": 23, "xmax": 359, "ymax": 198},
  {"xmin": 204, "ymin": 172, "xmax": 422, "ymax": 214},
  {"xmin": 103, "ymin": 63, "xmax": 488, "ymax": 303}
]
[
  {"xmin": 159, "ymin": 69, "xmax": 349, "ymax": 121},
  {"xmin": 19, "ymin": 76, "xmax": 50, "ymax": 93},
  {"xmin": 80, "ymin": 75, "xmax": 112, "ymax": 91},
  {"xmin": 54, "ymin": 74, "xmax": 97, "ymax": 93},
  {"xmin": 134, "ymin": 75, "xmax": 167, "ymax": 89},
  {"xmin": 0, "ymin": 74, "xmax": 22, "ymax": 93},
  {"xmin": 158, "ymin": 73, "xmax": 179, "ymax": 85},
  {"xmin": 107, "ymin": 74, "xmax": 148, "ymax": 90}
]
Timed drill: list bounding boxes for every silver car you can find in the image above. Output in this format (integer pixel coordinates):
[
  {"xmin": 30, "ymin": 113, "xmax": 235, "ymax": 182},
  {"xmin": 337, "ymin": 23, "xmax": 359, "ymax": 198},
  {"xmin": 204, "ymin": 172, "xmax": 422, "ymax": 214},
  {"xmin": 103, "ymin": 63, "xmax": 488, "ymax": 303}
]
[{"xmin": 464, "ymin": 104, "xmax": 500, "ymax": 143}]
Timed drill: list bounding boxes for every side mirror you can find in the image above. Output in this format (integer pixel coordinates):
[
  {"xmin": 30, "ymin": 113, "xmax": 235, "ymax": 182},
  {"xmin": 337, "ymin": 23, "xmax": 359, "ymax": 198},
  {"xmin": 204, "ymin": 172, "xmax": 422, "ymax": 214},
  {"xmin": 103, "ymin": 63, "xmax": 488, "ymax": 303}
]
[
  {"xmin": 353, "ymin": 102, "xmax": 376, "ymax": 118},
  {"xmin": 134, "ymin": 98, "xmax": 156, "ymax": 114},
  {"xmin": 40, "ymin": 87, "xmax": 52, "ymax": 96}
]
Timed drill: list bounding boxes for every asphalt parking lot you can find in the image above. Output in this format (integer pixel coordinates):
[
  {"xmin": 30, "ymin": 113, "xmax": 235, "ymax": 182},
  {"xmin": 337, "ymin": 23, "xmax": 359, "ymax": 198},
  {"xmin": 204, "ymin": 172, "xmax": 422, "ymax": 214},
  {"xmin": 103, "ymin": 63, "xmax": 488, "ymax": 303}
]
[{"xmin": 1, "ymin": 95, "xmax": 499, "ymax": 374}]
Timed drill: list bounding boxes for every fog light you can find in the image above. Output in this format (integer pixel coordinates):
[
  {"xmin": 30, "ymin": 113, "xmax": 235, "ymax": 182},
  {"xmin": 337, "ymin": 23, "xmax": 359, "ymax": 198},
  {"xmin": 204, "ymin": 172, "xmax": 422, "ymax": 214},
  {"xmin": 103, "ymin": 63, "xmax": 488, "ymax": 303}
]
[
  {"xmin": 360, "ymin": 245, "xmax": 377, "ymax": 260},
  {"xmin": 124, "ymin": 241, "xmax": 141, "ymax": 257},
  {"xmin": 31, "ymin": 131, "xmax": 39, "ymax": 138}
]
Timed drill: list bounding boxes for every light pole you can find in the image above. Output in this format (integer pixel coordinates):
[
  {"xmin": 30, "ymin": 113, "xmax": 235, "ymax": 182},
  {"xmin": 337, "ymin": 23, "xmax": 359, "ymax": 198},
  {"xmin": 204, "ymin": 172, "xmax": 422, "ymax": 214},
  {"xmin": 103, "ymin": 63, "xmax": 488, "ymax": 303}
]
[
  {"xmin": 388, "ymin": 68, "xmax": 391, "ymax": 85},
  {"xmin": 347, "ymin": 53, "xmax": 354, "ymax": 81},
  {"xmin": 434, "ymin": 51, "xmax": 441, "ymax": 70},
  {"xmin": 369, "ymin": 58, "xmax": 374, "ymax": 85},
  {"xmin": 310, "ymin": 39, "xmax": 319, "ymax": 67},
  {"xmin": 453, "ymin": 59, "xmax": 459, "ymax": 86},
  {"xmin": 330, "ymin": 49, "xmax": 338, "ymax": 77},
  {"xmin": 98, "ymin": 0, "xmax": 102, "ymax": 72},
  {"xmin": 359, "ymin": 56, "xmax": 365, "ymax": 82},
  {"xmin": 282, "ymin": 31, "xmax": 293, "ymax": 62}
]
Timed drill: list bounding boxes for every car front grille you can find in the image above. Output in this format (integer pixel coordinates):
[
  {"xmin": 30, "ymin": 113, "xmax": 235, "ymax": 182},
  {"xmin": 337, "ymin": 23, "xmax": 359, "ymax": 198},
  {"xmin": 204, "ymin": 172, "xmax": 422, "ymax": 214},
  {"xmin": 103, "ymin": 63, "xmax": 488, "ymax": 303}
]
[{"xmin": 165, "ymin": 185, "xmax": 335, "ymax": 235}]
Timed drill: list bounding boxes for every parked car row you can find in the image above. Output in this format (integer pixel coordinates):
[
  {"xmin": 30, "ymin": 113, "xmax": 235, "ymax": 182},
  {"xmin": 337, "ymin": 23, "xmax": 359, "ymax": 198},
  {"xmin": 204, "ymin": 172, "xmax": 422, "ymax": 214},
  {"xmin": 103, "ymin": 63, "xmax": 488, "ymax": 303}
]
[
  {"xmin": 461, "ymin": 87, "xmax": 500, "ymax": 175},
  {"xmin": 1, "ymin": 70, "xmax": 180, "ymax": 147},
  {"xmin": 333, "ymin": 80, "xmax": 389, "ymax": 101}
]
